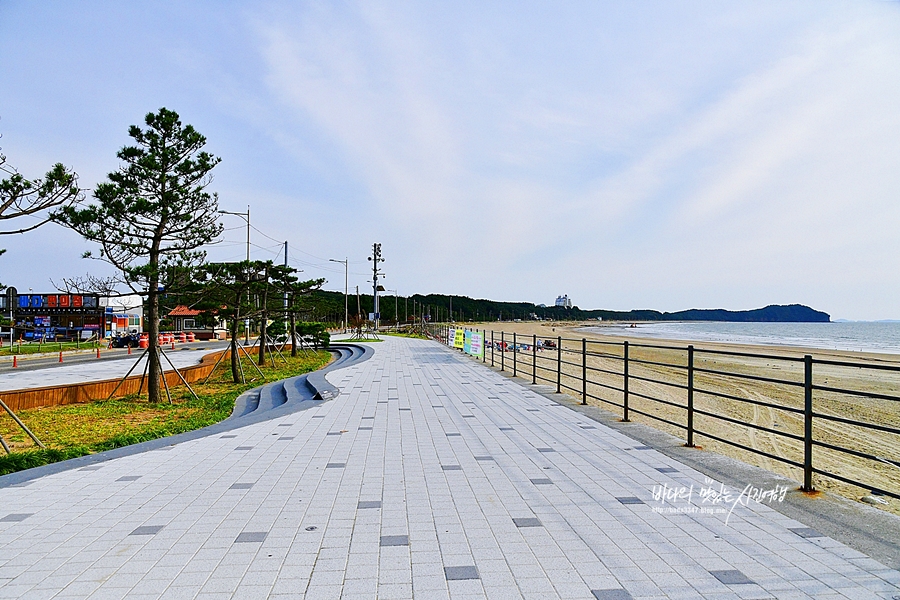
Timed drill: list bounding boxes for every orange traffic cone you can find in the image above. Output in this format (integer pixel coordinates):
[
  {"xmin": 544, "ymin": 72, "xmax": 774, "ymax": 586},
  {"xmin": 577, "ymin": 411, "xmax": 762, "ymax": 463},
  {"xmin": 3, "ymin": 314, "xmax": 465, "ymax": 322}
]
[
  {"xmin": 59, "ymin": 351, "xmax": 63, "ymax": 363},
  {"xmin": 96, "ymin": 347, "xmax": 101, "ymax": 358},
  {"xmin": 12, "ymin": 356, "xmax": 17, "ymax": 368},
  {"xmin": 127, "ymin": 345, "xmax": 132, "ymax": 355}
]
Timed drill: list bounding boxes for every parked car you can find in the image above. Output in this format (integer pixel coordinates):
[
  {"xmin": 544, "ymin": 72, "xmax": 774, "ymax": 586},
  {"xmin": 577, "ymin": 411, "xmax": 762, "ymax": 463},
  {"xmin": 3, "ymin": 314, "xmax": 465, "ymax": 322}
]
[{"xmin": 109, "ymin": 332, "xmax": 141, "ymax": 348}]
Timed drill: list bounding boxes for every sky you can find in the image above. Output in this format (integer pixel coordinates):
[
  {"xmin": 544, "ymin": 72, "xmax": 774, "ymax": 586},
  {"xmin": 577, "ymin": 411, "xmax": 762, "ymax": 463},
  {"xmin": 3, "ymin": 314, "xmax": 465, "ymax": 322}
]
[{"xmin": 1, "ymin": 1, "xmax": 899, "ymax": 320}]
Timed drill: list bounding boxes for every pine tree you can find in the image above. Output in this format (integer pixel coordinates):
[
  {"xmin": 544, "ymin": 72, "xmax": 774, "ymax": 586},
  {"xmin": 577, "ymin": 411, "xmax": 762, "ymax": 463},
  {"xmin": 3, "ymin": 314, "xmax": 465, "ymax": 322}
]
[{"xmin": 55, "ymin": 108, "xmax": 223, "ymax": 403}]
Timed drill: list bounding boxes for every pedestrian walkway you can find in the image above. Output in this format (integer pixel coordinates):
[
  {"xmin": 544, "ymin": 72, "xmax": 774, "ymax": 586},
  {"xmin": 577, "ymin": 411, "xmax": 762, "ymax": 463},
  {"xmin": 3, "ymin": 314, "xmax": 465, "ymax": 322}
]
[
  {"xmin": 0, "ymin": 336, "xmax": 898, "ymax": 599},
  {"xmin": 0, "ymin": 344, "xmax": 227, "ymax": 392}
]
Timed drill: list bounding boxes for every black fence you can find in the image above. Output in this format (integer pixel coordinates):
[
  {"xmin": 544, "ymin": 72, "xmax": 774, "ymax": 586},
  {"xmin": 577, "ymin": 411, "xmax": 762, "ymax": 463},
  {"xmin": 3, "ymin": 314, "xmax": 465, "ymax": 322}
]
[{"xmin": 427, "ymin": 324, "xmax": 900, "ymax": 500}]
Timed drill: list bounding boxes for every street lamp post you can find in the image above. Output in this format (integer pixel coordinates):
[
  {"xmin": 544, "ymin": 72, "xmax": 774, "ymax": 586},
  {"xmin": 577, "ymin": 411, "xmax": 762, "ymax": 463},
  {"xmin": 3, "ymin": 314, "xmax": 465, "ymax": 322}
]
[
  {"xmin": 218, "ymin": 206, "xmax": 251, "ymax": 344},
  {"xmin": 329, "ymin": 257, "xmax": 349, "ymax": 333}
]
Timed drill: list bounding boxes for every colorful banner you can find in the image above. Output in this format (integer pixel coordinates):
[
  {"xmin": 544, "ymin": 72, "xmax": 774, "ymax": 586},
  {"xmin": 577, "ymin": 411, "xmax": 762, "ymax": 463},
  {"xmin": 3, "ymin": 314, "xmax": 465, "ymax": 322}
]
[
  {"xmin": 453, "ymin": 328, "xmax": 465, "ymax": 349},
  {"xmin": 470, "ymin": 331, "xmax": 484, "ymax": 357},
  {"xmin": 463, "ymin": 330, "xmax": 484, "ymax": 357}
]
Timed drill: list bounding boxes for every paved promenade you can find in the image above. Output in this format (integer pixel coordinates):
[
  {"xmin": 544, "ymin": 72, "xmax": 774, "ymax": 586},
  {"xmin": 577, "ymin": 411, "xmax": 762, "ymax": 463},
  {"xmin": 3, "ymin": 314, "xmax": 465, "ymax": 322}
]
[
  {"xmin": 0, "ymin": 336, "xmax": 898, "ymax": 599},
  {"xmin": 0, "ymin": 343, "xmax": 228, "ymax": 392}
]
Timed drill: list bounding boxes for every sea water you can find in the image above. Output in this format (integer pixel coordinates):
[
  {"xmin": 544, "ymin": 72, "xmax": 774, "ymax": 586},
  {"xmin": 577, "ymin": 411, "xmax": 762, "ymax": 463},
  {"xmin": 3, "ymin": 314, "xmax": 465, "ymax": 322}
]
[{"xmin": 582, "ymin": 321, "xmax": 900, "ymax": 355}]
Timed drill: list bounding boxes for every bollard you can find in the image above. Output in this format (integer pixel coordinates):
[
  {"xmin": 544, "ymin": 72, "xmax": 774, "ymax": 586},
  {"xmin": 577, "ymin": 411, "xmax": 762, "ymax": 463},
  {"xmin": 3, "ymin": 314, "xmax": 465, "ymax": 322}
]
[
  {"xmin": 128, "ymin": 345, "xmax": 132, "ymax": 355},
  {"xmin": 96, "ymin": 347, "xmax": 101, "ymax": 359},
  {"xmin": 12, "ymin": 356, "xmax": 17, "ymax": 368},
  {"xmin": 59, "ymin": 351, "xmax": 63, "ymax": 363}
]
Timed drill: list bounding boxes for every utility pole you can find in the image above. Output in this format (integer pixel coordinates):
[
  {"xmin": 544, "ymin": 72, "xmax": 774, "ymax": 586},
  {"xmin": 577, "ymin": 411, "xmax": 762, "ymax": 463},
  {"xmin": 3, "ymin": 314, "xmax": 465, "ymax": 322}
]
[
  {"xmin": 329, "ymin": 257, "xmax": 349, "ymax": 332},
  {"xmin": 283, "ymin": 242, "xmax": 288, "ymax": 333},
  {"xmin": 367, "ymin": 243, "xmax": 383, "ymax": 329}
]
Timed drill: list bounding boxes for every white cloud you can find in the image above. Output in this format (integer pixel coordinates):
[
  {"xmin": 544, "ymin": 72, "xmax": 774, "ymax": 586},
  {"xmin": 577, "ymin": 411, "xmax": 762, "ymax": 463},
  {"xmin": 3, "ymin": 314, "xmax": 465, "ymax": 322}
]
[{"xmin": 2, "ymin": 1, "xmax": 900, "ymax": 318}]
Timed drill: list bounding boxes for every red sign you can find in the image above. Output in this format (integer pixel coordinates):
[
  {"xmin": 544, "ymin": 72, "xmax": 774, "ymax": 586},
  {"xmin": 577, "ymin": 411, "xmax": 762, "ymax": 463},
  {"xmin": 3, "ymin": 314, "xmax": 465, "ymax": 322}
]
[
  {"xmin": 59, "ymin": 295, "xmax": 70, "ymax": 307},
  {"xmin": 72, "ymin": 295, "xmax": 83, "ymax": 307},
  {"xmin": 47, "ymin": 295, "xmax": 58, "ymax": 307}
]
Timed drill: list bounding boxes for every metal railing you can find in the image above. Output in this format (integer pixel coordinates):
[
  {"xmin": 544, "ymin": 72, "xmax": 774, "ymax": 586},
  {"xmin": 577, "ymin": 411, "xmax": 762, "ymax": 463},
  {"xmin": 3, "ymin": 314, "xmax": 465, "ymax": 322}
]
[{"xmin": 429, "ymin": 323, "xmax": 900, "ymax": 500}]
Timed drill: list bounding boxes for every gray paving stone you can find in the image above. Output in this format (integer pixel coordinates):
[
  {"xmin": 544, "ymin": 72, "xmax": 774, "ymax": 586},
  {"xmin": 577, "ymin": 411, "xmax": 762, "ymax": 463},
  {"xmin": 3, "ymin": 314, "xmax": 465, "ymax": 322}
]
[
  {"xmin": 0, "ymin": 513, "xmax": 33, "ymax": 522},
  {"xmin": 512, "ymin": 518, "xmax": 542, "ymax": 528},
  {"xmin": 444, "ymin": 566, "xmax": 479, "ymax": 581},
  {"xmin": 789, "ymin": 527, "xmax": 824, "ymax": 539},
  {"xmin": 710, "ymin": 569, "xmax": 756, "ymax": 585},
  {"xmin": 380, "ymin": 535, "xmax": 409, "ymax": 547},
  {"xmin": 234, "ymin": 532, "xmax": 268, "ymax": 543},
  {"xmin": 130, "ymin": 525, "xmax": 164, "ymax": 536},
  {"xmin": 616, "ymin": 497, "xmax": 644, "ymax": 505}
]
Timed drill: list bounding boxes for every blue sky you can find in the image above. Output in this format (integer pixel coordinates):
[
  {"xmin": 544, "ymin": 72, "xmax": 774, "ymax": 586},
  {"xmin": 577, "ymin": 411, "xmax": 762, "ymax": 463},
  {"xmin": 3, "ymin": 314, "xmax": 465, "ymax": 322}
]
[{"xmin": 1, "ymin": 1, "xmax": 899, "ymax": 320}]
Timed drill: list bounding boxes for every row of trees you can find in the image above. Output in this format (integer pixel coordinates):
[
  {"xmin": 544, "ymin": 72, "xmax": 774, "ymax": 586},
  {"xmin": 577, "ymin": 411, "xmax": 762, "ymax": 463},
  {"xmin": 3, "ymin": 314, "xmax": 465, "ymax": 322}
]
[
  {"xmin": 1, "ymin": 107, "xmax": 325, "ymax": 402},
  {"xmin": 189, "ymin": 260, "xmax": 324, "ymax": 383}
]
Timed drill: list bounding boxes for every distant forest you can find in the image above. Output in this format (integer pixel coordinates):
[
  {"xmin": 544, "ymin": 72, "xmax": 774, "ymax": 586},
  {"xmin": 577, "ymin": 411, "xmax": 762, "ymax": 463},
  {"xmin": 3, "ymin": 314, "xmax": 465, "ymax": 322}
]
[{"xmin": 306, "ymin": 290, "xmax": 830, "ymax": 324}]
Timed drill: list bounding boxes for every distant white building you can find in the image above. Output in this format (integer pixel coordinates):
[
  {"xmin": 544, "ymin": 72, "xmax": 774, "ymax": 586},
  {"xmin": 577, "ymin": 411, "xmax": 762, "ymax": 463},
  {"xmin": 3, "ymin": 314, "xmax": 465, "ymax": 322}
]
[{"xmin": 555, "ymin": 295, "xmax": 572, "ymax": 309}]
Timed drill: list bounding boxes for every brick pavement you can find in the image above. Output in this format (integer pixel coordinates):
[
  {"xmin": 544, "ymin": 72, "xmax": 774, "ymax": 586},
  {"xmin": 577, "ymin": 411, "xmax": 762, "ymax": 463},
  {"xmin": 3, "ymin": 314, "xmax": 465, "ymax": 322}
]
[{"xmin": 0, "ymin": 336, "xmax": 898, "ymax": 599}]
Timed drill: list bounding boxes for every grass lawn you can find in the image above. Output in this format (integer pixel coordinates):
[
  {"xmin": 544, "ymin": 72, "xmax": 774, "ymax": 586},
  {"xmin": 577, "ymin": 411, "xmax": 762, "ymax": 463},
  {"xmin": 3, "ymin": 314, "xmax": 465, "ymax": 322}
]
[{"xmin": 0, "ymin": 349, "xmax": 332, "ymax": 475}]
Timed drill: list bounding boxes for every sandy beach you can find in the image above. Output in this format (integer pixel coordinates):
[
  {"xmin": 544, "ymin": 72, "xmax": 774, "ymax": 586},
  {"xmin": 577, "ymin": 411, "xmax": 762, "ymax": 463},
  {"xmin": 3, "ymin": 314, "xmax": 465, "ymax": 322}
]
[{"xmin": 463, "ymin": 320, "xmax": 900, "ymax": 516}]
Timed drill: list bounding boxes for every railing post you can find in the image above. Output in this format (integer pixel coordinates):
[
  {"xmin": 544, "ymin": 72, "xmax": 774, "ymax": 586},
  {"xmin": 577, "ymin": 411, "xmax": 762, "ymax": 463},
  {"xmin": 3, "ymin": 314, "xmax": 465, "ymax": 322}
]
[
  {"xmin": 623, "ymin": 341, "xmax": 630, "ymax": 421},
  {"xmin": 686, "ymin": 345, "xmax": 694, "ymax": 447},
  {"xmin": 532, "ymin": 334, "xmax": 537, "ymax": 384},
  {"xmin": 803, "ymin": 355, "xmax": 814, "ymax": 492},
  {"xmin": 581, "ymin": 338, "xmax": 587, "ymax": 405},
  {"xmin": 500, "ymin": 332, "xmax": 505, "ymax": 371},
  {"xmin": 491, "ymin": 331, "xmax": 495, "ymax": 367},
  {"xmin": 513, "ymin": 332, "xmax": 517, "ymax": 377},
  {"xmin": 483, "ymin": 329, "xmax": 486, "ymax": 363},
  {"xmin": 556, "ymin": 336, "xmax": 562, "ymax": 393}
]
